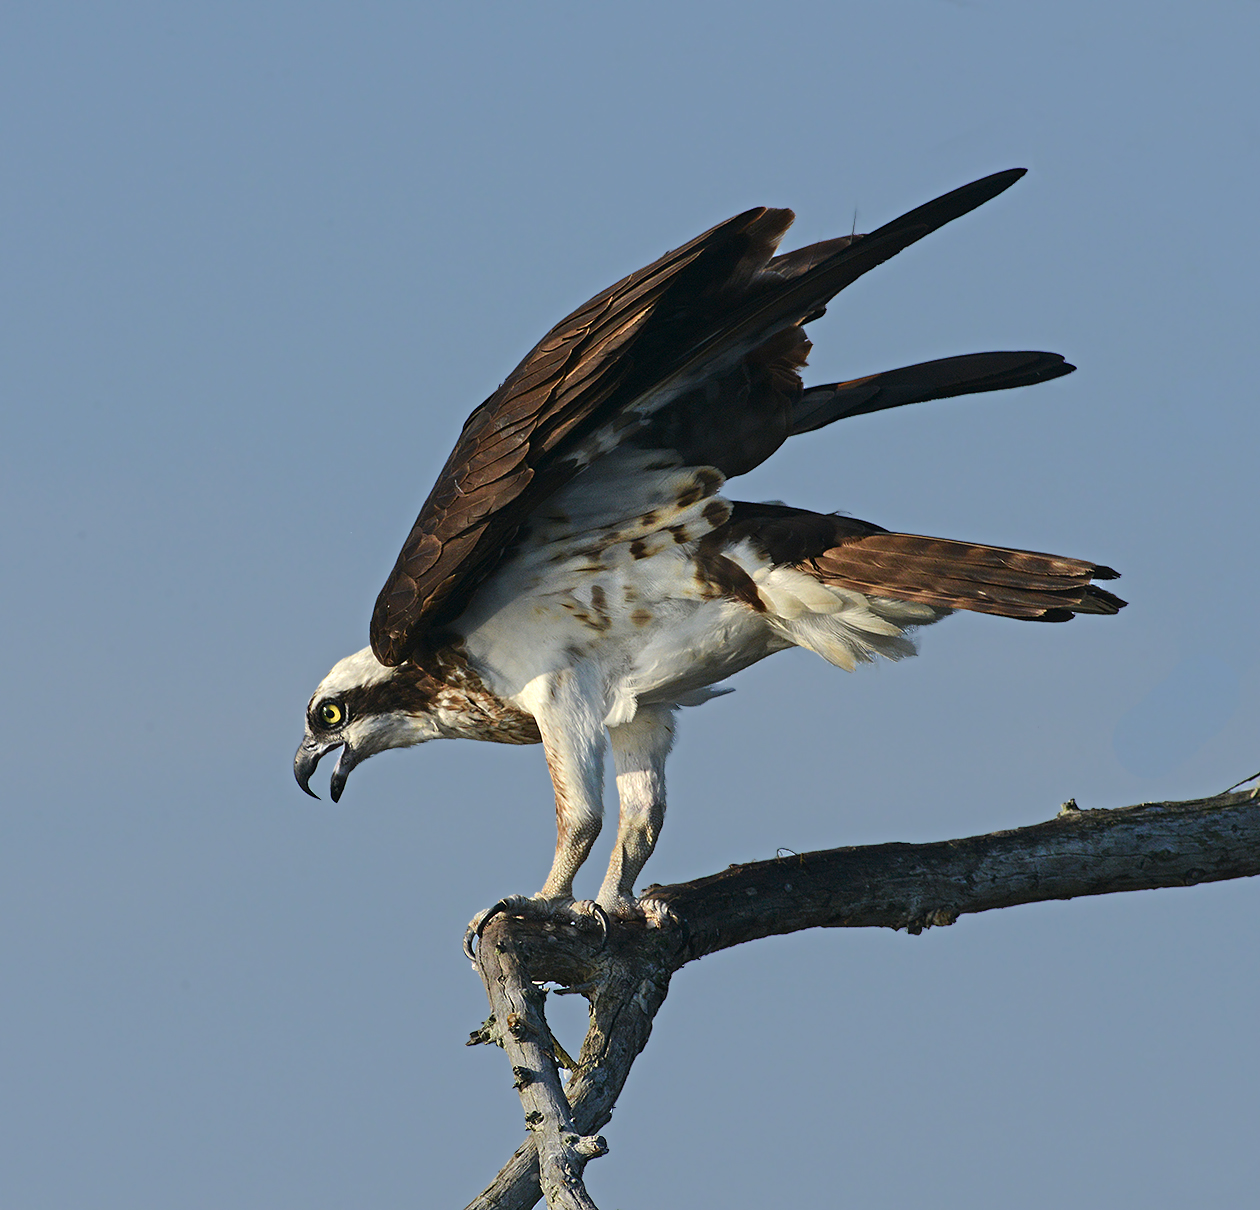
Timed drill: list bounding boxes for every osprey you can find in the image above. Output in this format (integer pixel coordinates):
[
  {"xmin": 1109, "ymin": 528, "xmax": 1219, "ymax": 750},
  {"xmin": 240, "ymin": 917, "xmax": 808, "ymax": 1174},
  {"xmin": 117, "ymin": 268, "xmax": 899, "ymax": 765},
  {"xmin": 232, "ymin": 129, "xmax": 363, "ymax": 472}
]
[{"xmin": 295, "ymin": 169, "xmax": 1123, "ymax": 928}]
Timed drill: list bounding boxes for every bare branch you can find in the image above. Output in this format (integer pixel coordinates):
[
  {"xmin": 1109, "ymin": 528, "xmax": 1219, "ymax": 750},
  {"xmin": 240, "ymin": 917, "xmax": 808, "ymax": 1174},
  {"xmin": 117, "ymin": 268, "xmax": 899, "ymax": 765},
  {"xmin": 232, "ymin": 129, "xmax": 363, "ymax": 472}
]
[
  {"xmin": 658, "ymin": 789, "xmax": 1260, "ymax": 959},
  {"xmin": 466, "ymin": 921, "xmax": 679, "ymax": 1210},
  {"xmin": 471, "ymin": 915, "xmax": 611, "ymax": 1210},
  {"xmin": 464, "ymin": 789, "xmax": 1260, "ymax": 1210}
]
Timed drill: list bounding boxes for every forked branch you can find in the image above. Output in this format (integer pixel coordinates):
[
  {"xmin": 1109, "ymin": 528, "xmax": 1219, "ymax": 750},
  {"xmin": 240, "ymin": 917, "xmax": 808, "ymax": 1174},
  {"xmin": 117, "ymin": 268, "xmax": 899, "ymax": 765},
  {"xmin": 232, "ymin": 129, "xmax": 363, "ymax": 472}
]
[{"xmin": 466, "ymin": 788, "xmax": 1260, "ymax": 1210}]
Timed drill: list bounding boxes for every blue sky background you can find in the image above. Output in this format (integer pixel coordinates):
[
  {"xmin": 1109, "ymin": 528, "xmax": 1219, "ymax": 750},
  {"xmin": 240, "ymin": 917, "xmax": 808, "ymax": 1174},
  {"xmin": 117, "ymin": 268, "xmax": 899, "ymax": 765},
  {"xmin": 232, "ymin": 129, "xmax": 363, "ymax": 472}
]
[{"xmin": 3, "ymin": 3, "xmax": 1258, "ymax": 1207}]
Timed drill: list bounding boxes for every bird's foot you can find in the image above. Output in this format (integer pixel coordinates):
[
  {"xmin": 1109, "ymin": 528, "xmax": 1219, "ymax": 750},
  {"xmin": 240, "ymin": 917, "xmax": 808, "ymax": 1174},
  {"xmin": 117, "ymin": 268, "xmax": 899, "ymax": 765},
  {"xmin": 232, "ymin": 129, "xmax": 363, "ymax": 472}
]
[
  {"xmin": 463, "ymin": 894, "xmax": 609, "ymax": 961},
  {"xmin": 639, "ymin": 893, "xmax": 677, "ymax": 930},
  {"xmin": 594, "ymin": 886, "xmax": 678, "ymax": 929}
]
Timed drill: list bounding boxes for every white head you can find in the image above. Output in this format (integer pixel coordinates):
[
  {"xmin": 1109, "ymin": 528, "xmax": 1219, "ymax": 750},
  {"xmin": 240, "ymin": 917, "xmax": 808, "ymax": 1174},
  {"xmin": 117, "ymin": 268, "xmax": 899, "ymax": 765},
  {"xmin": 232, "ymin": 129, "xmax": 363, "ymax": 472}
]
[{"xmin": 293, "ymin": 648, "xmax": 445, "ymax": 801}]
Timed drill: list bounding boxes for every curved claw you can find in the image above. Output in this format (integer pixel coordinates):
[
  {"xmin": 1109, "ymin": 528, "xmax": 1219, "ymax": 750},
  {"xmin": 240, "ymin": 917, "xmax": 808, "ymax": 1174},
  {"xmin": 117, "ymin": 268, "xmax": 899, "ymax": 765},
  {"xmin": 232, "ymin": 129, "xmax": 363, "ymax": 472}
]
[
  {"xmin": 637, "ymin": 894, "xmax": 679, "ymax": 931},
  {"xmin": 463, "ymin": 896, "xmax": 523, "ymax": 962},
  {"xmin": 462, "ymin": 917, "xmax": 483, "ymax": 962},
  {"xmin": 548, "ymin": 898, "xmax": 611, "ymax": 955},
  {"xmin": 577, "ymin": 900, "xmax": 610, "ymax": 951}
]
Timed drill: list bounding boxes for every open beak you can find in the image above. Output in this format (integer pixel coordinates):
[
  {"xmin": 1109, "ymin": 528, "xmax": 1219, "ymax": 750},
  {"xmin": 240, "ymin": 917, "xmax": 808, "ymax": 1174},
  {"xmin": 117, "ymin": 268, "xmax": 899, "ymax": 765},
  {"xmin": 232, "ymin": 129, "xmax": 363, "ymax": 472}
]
[
  {"xmin": 328, "ymin": 743, "xmax": 360, "ymax": 803},
  {"xmin": 294, "ymin": 736, "xmax": 360, "ymax": 802}
]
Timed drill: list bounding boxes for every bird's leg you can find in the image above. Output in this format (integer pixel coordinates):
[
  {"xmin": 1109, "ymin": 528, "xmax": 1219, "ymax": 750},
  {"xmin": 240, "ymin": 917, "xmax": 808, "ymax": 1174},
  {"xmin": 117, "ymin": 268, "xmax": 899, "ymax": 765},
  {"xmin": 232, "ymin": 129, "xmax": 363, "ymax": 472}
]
[
  {"xmin": 597, "ymin": 704, "xmax": 676, "ymax": 917},
  {"xmin": 464, "ymin": 668, "xmax": 611, "ymax": 959},
  {"xmin": 520, "ymin": 667, "xmax": 609, "ymax": 901}
]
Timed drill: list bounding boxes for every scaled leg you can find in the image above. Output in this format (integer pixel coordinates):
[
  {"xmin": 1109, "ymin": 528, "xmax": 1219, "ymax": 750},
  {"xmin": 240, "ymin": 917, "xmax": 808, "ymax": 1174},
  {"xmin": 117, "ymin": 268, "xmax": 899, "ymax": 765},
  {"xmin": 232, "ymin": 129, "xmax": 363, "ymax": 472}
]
[{"xmin": 597, "ymin": 704, "xmax": 676, "ymax": 914}]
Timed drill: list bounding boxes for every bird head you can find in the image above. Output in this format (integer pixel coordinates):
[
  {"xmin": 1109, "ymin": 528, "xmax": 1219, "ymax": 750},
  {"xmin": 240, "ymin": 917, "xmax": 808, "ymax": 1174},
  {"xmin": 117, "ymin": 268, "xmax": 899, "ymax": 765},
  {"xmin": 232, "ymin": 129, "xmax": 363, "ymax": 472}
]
[{"xmin": 293, "ymin": 647, "xmax": 444, "ymax": 801}]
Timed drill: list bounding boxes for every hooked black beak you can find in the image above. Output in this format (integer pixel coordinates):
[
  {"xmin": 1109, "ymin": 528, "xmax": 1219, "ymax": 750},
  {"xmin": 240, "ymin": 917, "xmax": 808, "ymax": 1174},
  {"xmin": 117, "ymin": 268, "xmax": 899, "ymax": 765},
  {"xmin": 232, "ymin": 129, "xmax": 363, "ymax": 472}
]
[{"xmin": 294, "ymin": 736, "xmax": 358, "ymax": 802}]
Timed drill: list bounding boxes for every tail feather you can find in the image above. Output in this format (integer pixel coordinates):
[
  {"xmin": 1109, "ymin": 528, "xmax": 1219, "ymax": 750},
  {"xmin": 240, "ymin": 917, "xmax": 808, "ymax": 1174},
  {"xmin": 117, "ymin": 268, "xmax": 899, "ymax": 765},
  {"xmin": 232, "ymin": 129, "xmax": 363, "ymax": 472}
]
[
  {"xmin": 791, "ymin": 351, "xmax": 1075, "ymax": 435},
  {"xmin": 808, "ymin": 533, "xmax": 1126, "ymax": 623}
]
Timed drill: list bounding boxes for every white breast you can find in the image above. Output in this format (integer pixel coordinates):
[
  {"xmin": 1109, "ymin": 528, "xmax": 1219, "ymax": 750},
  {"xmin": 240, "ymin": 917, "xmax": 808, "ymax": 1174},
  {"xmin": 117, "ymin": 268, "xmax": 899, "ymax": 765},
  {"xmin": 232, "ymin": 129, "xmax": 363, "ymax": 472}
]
[{"xmin": 452, "ymin": 449, "xmax": 935, "ymax": 728}]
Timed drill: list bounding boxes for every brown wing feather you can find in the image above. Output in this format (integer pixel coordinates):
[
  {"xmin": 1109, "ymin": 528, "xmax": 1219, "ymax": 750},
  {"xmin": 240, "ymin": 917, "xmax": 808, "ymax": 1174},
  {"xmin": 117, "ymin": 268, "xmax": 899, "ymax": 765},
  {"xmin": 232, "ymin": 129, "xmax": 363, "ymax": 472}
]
[
  {"xmin": 709, "ymin": 502, "xmax": 1124, "ymax": 622},
  {"xmin": 631, "ymin": 325, "xmax": 813, "ymax": 478},
  {"xmin": 809, "ymin": 534, "xmax": 1124, "ymax": 622},
  {"xmin": 372, "ymin": 169, "xmax": 1031, "ymax": 664},
  {"xmin": 790, "ymin": 351, "xmax": 1075, "ymax": 434}
]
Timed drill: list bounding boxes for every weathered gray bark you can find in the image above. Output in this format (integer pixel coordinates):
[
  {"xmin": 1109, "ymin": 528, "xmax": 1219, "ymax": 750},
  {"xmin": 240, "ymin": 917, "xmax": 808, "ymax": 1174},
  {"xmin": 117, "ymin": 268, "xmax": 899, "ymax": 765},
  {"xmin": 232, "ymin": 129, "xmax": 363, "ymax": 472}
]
[
  {"xmin": 465, "ymin": 788, "xmax": 1260, "ymax": 1210},
  {"xmin": 469, "ymin": 919, "xmax": 609, "ymax": 1210}
]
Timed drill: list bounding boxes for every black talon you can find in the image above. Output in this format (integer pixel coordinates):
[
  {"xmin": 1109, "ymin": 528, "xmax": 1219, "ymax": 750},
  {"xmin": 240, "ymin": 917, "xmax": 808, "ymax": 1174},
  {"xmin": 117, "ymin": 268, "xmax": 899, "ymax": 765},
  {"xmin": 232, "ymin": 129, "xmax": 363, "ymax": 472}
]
[
  {"xmin": 588, "ymin": 902, "xmax": 610, "ymax": 950},
  {"xmin": 463, "ymin": 897, "xmax": 517, "ymax": 962}
]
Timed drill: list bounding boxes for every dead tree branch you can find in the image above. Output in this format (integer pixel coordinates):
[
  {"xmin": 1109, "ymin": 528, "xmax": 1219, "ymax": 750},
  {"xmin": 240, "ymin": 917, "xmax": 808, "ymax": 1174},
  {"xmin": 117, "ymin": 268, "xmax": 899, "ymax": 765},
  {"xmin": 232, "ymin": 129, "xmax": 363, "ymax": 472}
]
[
  {"xmin": 471, "ymin": 917, "xmax": 609, "ymax": 1209},
  {"xmin": 464, "ymin": 788, "xmax": 1260, "ymax": 1210}
]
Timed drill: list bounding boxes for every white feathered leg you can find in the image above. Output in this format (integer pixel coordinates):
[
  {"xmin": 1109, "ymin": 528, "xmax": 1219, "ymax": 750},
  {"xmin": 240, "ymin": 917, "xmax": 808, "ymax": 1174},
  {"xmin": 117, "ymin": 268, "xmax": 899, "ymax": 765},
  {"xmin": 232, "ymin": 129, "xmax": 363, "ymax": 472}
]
[
  {"xmin": 516, "ymin": 666, "xmax": 608, "ymax": 901},
  {"xmin": 597, "ymin": 704, "xmax": 676, "ymax": 915},
  {"xmin": 464, "ymin": 665, "xmax": 615, "ymax": 959}
]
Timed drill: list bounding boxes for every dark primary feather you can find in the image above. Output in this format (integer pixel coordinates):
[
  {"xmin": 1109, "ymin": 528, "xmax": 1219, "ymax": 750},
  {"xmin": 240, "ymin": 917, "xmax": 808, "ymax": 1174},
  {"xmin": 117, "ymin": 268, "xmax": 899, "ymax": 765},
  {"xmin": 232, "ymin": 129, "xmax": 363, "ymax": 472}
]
[
  {"xmin": 371, "ymin": 169, "xmax": 1034, "ymax": 666},
  {"xmin": 811, "ymin": 531, "xmax": 1128, "ymax": 620},
  {"xmin": 709, "ymin": 501, "xmax": 1125, "ymax": 623},
  {"xmin": 790, "ymin": 351, "xmax": 1076, "ymax": 434},
  {"xmin": 809, "ymin": 533, "xmax": 1125, "ymax": 621}
]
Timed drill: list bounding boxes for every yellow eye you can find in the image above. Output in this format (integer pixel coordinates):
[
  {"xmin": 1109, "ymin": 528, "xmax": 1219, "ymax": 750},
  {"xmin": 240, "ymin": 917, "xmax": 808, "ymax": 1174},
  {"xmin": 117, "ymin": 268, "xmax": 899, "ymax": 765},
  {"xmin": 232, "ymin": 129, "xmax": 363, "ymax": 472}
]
[{"xmin": 317, "ymin": 700, "xmax": 344, "ymax": 728}]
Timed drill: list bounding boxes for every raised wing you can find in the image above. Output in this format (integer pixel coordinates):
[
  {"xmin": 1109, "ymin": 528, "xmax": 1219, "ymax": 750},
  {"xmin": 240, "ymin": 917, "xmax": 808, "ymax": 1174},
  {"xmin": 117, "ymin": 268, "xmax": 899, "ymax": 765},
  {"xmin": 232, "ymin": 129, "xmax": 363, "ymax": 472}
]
[{"xmin": 372, "ymin": 169, "xmax": 1031, "ymax": 665}]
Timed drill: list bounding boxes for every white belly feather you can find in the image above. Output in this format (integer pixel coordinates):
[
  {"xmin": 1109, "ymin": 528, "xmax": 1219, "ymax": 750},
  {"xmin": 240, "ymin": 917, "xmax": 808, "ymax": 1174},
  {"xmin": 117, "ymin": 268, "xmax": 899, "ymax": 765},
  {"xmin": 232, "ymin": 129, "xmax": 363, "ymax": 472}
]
[{"xmin": 453, "ymin": 450, "xmax": 936, "ymax": 728}]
